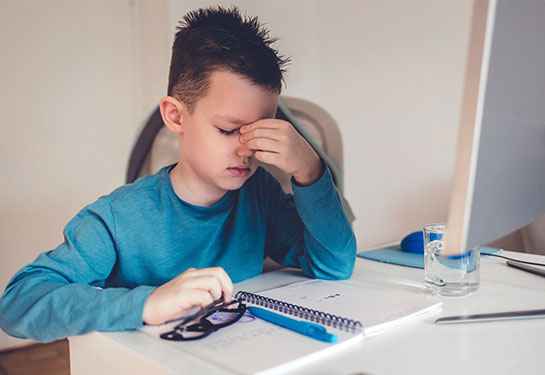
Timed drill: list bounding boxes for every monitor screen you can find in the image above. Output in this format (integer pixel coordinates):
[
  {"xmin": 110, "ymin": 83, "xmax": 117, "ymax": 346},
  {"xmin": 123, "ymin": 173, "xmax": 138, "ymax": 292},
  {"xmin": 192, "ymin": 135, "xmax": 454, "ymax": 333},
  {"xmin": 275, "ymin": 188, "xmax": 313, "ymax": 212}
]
[{"xmin": 445, "ymin": 0, "xmax": 545, "ymax": 254}]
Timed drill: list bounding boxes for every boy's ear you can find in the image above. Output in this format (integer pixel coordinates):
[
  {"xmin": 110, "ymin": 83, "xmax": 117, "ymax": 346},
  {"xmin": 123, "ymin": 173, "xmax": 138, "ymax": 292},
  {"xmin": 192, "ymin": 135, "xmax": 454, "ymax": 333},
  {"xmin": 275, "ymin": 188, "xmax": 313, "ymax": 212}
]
[{"xmin": 159, "ymin": 96, "xmax": 186, "ymax": 134}]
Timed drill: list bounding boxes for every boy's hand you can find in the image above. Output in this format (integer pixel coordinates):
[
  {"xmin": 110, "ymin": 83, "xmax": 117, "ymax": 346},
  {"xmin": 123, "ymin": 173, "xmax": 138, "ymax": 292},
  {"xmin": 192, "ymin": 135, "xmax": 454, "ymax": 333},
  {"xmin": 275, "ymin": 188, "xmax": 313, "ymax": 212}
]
[
  {"xmin": 240, "ymin": 119, "xmax": 322, "ymax": 186},
  {"xmin": 142, "ymin": 267, "xmax": 233, "ymax": 325}
]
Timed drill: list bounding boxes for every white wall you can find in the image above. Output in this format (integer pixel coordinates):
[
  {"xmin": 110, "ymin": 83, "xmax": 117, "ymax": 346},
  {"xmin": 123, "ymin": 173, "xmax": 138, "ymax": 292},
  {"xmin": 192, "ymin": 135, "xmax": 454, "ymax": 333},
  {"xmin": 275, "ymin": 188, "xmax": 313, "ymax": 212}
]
[
  {"xmin": 168, "ymin": 0, "xmax": 473, "ymax": 248},
  {"xmin": 0, "ymin": 0, "xmax": 169, "ymax": 350}
]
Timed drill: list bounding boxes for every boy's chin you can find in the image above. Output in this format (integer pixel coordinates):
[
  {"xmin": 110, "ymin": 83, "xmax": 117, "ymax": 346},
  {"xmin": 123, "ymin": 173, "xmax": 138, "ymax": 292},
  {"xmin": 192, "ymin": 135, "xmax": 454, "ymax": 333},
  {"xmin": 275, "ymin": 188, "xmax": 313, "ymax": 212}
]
[
  {"xmin": 221, "ymin": 172, "xmax": 254, "ymax": 191},
  {"xmin": 220, "ymin": 182, "xmax": 244, "ymax": 192}
]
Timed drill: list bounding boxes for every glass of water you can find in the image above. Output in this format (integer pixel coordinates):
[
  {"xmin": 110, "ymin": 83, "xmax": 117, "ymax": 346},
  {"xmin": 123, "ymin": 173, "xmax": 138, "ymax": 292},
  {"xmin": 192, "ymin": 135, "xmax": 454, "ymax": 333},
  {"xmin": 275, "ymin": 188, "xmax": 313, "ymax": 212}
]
[{"xmin": 423, "ymin": 223, "xmax": 479, "ymax": 296}]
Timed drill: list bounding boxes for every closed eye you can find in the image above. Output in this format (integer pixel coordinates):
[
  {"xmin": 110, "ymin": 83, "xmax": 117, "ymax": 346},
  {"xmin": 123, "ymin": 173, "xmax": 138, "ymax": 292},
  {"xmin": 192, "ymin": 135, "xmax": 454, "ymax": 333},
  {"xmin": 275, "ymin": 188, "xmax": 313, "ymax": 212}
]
[{"xmin": 218, "ymin": 127, "xmax": 239, "ymax": 136}]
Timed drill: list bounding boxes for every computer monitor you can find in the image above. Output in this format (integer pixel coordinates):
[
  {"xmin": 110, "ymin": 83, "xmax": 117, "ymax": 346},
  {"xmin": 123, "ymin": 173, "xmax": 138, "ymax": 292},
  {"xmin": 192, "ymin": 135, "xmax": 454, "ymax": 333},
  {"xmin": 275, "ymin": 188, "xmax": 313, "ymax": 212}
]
[{"xmin": 445, "ymin": 0, "xmax": 545, "ymax": 255}]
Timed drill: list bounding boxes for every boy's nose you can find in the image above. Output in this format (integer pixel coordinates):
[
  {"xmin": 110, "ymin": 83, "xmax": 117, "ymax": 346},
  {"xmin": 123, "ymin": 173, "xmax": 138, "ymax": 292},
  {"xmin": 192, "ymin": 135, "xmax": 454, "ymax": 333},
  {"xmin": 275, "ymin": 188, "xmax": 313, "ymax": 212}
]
[{"xmin": 235, "ymin": 141, "xmax": 254, "ymax": 158}]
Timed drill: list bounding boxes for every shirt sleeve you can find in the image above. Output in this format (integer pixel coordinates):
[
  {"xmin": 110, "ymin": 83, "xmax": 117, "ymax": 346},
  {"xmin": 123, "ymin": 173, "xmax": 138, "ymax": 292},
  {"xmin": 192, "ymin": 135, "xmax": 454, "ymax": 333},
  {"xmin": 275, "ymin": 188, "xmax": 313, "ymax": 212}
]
[
  {"xmin": 0, "ymin": 197, "xmax": 155, "ymax": 343},
  {"xmin": 264, "ymin": 161, "xmax": 357, "ymax": 280}
]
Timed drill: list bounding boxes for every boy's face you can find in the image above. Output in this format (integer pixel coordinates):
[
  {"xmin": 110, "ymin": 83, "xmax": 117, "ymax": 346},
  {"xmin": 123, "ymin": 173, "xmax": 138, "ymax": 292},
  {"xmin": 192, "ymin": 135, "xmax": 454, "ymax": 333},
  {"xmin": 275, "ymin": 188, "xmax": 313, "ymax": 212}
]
[{"xmin": 177, "ymin": 70, "xmax": 279, "ymax": 200}]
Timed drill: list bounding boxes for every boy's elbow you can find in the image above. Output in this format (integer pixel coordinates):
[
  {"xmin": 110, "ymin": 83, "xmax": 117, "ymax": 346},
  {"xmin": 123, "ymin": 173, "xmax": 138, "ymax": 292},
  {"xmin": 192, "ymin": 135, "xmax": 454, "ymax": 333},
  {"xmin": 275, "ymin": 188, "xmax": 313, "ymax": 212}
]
[
  {"xmin": 0, "ymin": 319, "xmax": 27, "ymax": 341},
  {"xmin": 331, "ymin": 234, "xmax": 357, "ymax": 280},
  {"xmin": 0, "ymin": 296, "xmax": 26, "ymax": 341},
  {"xmin": 311, "ymin": 263, "xmax": 353, "ymax": 280},
  {"xmin": 319, "ymin": 260, "xmax": 354, "ymax": 280},
  {"xmin": 310, "ymin": 236, "xmax": 357, "ymax": 281},
  {"xmin": 0, "ymin": 308, "xmax": 59, "ymax": 343},
  {"xmin": 335, "ymin": 261, "xmax": 355, "ymax": 280},
  {"xmin": 0, "ymin": 287, "xmax": 56, "ymax": 343}
]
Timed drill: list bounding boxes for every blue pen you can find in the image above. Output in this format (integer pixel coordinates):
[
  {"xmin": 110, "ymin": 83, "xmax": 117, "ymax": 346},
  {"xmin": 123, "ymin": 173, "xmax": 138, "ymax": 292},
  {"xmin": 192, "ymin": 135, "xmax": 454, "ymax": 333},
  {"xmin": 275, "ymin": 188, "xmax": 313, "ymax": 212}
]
[{"xmin": 247, "ymin": 306, "xmax": 338, "ymax": 343}]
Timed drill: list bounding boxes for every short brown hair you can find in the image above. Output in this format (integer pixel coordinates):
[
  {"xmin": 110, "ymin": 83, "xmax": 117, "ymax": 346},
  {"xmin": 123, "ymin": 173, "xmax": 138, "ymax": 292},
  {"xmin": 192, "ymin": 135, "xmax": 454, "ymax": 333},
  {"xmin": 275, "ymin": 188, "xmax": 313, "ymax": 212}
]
[{"xmin": 167, "ymin": 6, "xmax": 289, "ymax": 112}]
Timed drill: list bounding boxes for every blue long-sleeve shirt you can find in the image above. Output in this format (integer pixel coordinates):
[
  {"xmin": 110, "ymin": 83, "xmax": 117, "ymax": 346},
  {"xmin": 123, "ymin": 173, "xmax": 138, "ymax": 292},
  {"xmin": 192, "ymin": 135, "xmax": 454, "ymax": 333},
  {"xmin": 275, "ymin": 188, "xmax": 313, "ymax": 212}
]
[{"xmin": 0, "ymin": 164, "xmax": 356, "ymax": 342}]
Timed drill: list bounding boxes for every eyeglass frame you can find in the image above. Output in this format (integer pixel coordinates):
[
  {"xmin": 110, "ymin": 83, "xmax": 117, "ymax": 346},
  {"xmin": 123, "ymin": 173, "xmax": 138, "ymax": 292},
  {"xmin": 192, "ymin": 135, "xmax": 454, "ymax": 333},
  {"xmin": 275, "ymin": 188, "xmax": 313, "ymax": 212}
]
[{"xmin": 160, "ymin": 298, "xmax": 247, "ymax": 341}]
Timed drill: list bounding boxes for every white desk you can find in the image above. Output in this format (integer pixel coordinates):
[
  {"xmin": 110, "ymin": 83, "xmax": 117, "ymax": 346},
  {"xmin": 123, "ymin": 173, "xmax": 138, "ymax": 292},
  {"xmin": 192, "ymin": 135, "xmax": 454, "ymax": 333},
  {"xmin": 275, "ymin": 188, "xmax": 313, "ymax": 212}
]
[{"xmin": 69, "ymin": 251, "xmax": 545, "ymax": 374}]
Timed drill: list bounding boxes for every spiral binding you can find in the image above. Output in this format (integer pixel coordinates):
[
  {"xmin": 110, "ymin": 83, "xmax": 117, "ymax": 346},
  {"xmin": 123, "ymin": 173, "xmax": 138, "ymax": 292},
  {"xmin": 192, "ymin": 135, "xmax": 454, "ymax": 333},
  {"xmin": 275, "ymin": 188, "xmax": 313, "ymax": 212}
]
[{"xmin": 235, "ymin": 291, "xmax": 363, "ymax": 334}]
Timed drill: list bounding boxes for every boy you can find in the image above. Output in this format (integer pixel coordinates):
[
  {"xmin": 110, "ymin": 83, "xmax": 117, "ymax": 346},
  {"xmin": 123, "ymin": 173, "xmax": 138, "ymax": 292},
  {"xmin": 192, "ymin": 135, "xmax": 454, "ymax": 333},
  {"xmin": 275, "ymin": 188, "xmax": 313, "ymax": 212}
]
[{"xmin": 0, "ymin": 6, "xmax": 356, "ymax": 342}]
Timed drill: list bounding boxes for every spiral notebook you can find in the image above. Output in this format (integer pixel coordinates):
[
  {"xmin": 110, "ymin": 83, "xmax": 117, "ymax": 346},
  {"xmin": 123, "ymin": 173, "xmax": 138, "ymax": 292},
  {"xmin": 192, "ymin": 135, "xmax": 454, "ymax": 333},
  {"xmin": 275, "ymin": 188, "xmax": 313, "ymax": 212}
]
[{"xmin": 140, "ymin": 279, "xmax": 441, "ymax": 374}]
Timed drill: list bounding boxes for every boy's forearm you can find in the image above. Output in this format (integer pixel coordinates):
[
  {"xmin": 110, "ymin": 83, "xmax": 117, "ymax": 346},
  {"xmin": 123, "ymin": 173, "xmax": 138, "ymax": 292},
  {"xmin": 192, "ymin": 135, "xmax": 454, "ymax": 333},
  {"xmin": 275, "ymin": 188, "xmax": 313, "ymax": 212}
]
[
  {"xmin": 0, "ymin": 276, "xmax": 154, "ymax": 342},
  {"xmin": 290, "ymin": 165, "xmax": 357, "ymax": 279}
]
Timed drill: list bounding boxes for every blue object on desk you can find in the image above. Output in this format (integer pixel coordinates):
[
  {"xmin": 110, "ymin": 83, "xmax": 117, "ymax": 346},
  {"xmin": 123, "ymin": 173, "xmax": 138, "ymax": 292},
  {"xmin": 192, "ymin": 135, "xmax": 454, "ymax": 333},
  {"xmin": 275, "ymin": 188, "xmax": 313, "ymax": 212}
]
[
  {"xmin": 400, "ymin": 231, "xmax": 425, "ymax": 253},
  {"xmin": 357, "ymin": 245, "xmax": 502, "ymax": 269},
  {"xmin": 400, "ymin": 230, "xmax": 443, "ymax": 253},
  {"xmin": 247, "ymin": 306, "xmax": 338, "ymax": 343}
]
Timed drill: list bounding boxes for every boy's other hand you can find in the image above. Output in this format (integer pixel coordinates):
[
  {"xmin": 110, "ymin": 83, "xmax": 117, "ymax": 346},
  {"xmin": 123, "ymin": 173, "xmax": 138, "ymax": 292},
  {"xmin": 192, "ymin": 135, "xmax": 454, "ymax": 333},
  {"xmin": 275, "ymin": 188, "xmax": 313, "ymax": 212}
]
[
  {"xmin": 142, "ymin": 267, "xmax": 233, "ymax": 326},
  {"xmin": 240, "ymin": 119, "xmax": 322, "ymax": 186}
]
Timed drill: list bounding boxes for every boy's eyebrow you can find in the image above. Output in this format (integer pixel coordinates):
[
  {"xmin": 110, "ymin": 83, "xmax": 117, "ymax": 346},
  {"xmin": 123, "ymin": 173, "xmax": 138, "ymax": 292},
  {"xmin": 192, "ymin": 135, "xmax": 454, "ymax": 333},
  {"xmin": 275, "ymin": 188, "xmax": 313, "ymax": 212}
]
[{"xmin": 215, "ymin": 114, "xmax": 246, "ymax": 125}]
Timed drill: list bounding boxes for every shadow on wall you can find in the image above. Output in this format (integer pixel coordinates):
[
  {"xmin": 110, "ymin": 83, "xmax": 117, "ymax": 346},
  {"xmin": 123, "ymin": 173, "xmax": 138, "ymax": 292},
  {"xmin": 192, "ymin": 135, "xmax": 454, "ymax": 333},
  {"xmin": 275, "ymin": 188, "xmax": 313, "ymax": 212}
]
[{"xmin": 488, "ymin": 214, "xmax": 545, "ymax": 255}]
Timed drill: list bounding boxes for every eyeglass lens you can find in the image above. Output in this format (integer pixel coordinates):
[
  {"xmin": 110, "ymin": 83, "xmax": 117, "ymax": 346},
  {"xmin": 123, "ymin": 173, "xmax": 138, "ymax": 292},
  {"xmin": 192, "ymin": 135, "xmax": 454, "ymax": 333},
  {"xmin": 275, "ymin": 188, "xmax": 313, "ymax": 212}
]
[{"xmin": 160, "ymin": 300, "xmax": 246, "ymax": 341}]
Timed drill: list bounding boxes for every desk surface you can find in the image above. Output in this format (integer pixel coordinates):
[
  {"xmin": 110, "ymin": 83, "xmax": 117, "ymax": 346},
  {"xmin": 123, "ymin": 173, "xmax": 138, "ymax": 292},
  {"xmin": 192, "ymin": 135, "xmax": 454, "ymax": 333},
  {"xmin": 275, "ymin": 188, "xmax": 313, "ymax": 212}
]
[{"xmin": 69, "ymin": 251, "xmax": 545, "ymax": 375}]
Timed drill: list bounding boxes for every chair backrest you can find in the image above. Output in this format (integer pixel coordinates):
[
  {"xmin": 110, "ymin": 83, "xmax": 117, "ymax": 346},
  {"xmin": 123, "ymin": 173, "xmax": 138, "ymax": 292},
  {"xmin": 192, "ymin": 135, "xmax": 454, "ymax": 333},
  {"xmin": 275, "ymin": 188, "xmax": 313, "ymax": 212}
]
[{"xmin": 126, "ymin": 96, "xmax": 354, "ymax": 222}]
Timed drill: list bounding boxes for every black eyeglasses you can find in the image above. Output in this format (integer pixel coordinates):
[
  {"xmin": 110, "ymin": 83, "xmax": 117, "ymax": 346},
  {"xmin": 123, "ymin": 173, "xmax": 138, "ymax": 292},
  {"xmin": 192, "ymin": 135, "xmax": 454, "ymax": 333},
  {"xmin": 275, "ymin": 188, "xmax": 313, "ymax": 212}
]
[{"xmin": 160, "ymin": 298, "xmax": 246, "ymax": 341}]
